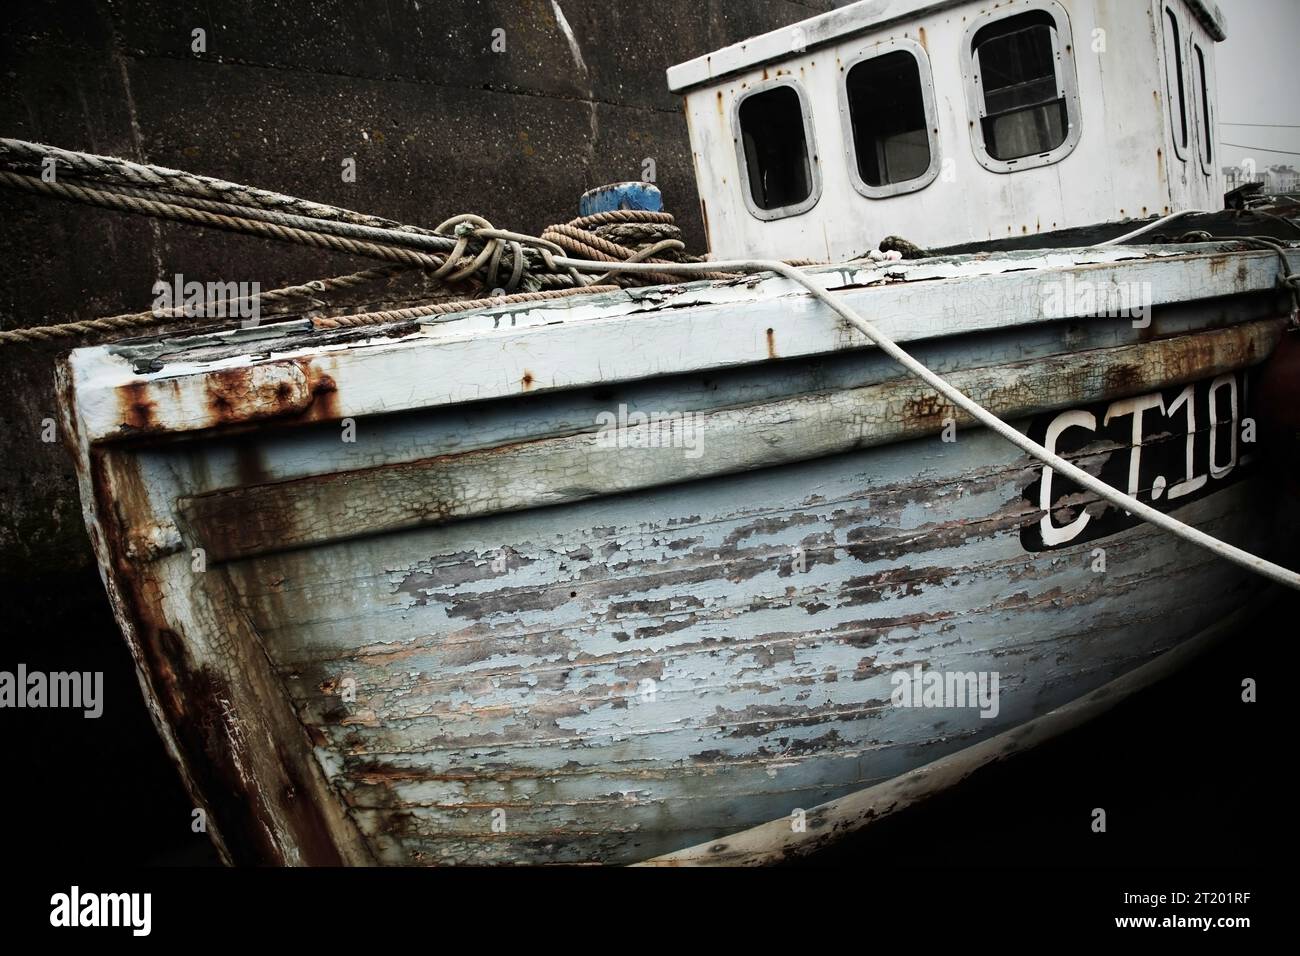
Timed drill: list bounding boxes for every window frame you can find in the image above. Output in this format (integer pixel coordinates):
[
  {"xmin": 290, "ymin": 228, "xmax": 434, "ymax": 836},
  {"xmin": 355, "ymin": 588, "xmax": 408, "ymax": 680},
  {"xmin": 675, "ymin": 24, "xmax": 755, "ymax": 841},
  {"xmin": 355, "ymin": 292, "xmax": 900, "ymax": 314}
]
[
  {"xmin": 731, "ymin": 77, "xmax": 823, "ymax": 221},
  {"xmin": 960, "ymin": 0, "xmax": 1082, "ymax": 174},
  {"xmin": 836, "ymin": 37, "xmax": 941, "ymax": 200},
  {"xmin": 1191, "ymin": 40, "xmax": 1215, "ymax": 175},
  {"xmin": 1162, "ymin": 4, "xmax": 1191, "ymax": 163}
]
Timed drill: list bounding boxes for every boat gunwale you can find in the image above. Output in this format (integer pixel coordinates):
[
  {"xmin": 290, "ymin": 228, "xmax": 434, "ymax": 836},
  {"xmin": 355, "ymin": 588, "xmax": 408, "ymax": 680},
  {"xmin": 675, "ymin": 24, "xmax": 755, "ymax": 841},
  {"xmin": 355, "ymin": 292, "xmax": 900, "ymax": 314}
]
[{"xmin": 61, "ymin": 241, "xmax": 1300, "ymax": 445}]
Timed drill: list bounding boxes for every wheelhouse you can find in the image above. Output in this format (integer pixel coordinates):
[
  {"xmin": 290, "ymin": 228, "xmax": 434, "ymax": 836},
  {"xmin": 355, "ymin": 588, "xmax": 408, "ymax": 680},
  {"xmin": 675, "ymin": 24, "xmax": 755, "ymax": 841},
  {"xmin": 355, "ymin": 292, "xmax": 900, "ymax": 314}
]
[{"xmin": 669, "ymin": 0, "xmax": 1227, "ymax": 260}]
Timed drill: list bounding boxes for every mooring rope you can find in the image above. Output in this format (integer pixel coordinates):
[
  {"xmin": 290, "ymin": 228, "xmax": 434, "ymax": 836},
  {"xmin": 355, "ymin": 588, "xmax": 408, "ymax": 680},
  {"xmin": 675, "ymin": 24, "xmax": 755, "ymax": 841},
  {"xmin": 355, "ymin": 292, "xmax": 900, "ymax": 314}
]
[
  {"xmin": 0, "ymin": 137, "xmax": 430, "ymax": 232},
  {"xmin": 0, "ymin": 265, "xmax": 408, "ymax": 345},
  {"xmin": 0, "ymin": 139, "xmax": 702, "ymax": 343},
  {"xmin": 0, "ymin": 171, "xmax": 452, "ymax": 269}
]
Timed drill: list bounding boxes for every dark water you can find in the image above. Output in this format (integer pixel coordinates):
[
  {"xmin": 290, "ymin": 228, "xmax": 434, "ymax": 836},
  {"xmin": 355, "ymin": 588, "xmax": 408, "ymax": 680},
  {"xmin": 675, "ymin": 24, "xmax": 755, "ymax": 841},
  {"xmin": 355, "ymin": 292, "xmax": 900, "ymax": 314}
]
[{"xmin": 3, "ymin": 566, "xmax": 1279, "ymax": 869}]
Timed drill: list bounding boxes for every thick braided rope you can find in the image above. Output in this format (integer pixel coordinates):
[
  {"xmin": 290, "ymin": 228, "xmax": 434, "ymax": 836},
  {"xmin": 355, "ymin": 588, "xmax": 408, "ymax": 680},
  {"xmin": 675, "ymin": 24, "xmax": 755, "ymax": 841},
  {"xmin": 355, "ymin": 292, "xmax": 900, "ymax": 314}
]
[
  {"xmin": 0, "ymin": 141, "xmax": 709, "ymax": 286},
  {"xmin": 0, "ymin": 140, "xmax": 727, "ymax": 343},
  {"xmin": 540, "ymin": 224, "xmax": 683, "ymax": 285},
  {"xmin": 0, "ymin": 171, "xmax": 449, "ymax": 268},
  {"xmin": 0, "ymin": 265, "xmax": 408, "ymax": 344},
  {"xmin": 0, "ymin": 142, "xmax": 551, "ymax": 286},
  {"xmin": 4, "ymin": 169, "xmax": 560, "ymax": 286},
  {"xmin": 594, "ymin": 221, "xmax": 685, "ymax": 246},
  {"xmin": 541, "ymin": 223, "xmax": 735, "ymax": 284},
  {"xmin": 52, "ymin": 177, "xmax": 464, "ymax": 255},
  {"xmin": 0, "ymin": 140, "xmax": 557, "ymax": 284},
  {"xmin": 542, "ymin": 222, "xmax": 670, "ymax": 262},
  {"xmin": 0, "ymin": 137, "xmax": 432, "ymax": 233},
  {"xmin": 568, "ymin": 210, "xmax": 676, "ymax": 229}
]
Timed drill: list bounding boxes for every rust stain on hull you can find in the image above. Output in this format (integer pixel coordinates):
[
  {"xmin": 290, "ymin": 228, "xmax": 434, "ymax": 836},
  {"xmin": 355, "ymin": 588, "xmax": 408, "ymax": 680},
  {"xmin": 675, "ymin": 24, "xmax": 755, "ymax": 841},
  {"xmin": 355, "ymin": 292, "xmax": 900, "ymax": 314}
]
[{"xmin": 60, "ymin": 341, "xmax": 375, "ymax": 865}]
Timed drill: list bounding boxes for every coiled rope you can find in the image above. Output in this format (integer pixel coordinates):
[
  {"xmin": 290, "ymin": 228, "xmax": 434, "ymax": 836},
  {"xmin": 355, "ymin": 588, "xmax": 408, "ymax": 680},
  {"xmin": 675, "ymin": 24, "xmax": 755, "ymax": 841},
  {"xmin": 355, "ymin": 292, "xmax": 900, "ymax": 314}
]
[{"xmin": 0, "ymin": 138, "xmax": 711, "ymax": 343}]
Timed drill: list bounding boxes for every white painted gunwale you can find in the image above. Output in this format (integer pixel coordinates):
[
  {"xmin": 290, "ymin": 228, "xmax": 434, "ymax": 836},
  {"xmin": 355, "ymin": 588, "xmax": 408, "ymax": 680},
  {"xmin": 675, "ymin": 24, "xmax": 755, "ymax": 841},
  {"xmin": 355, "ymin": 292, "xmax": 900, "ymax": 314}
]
[{"xmin": 66, "ymin": 243, "xmax": 1300, "ymax": 444}]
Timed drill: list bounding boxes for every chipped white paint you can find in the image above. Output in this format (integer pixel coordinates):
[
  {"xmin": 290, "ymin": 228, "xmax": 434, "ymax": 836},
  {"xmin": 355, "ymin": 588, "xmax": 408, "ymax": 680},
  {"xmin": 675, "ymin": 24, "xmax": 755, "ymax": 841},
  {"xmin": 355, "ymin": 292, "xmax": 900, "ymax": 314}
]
[
  {"xmin": 65, "ymin": 243, "xmax": 1299, "ymax": 443},
  {"xmin": 672, "ymin": 0, "xmax": 1226, "ymax": 258}
]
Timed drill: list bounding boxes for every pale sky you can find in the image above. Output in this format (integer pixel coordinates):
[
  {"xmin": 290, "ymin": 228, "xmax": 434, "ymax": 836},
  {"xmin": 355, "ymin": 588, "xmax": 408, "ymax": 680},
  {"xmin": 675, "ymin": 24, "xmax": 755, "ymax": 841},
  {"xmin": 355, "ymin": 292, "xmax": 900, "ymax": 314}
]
[{"xmin": 1215, "ymin": 0, "xmax": 1300, "ymax": 169}]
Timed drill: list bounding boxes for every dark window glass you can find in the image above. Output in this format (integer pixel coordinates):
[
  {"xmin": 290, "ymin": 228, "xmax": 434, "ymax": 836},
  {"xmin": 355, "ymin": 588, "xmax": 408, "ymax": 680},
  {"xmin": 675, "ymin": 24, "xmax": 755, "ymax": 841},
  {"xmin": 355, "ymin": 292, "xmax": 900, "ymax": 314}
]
[
  {"xmin": 1164, "ymin": 9, "xmax": 1188, "ymax": 150},
  {"xmin": 846, "ymin": 50, "xmax": 931, "ymax": 187},
  {"xmin": 973, "ymin": 11, "xmax": 1068, "ymax": 161},
  {"xmin": 739, "ymin": 86, "xmax": 812, "ymax": 210},
  {"xmin": 1195, "ymin": 44, "xmax": 1212, "ymax": 164}
]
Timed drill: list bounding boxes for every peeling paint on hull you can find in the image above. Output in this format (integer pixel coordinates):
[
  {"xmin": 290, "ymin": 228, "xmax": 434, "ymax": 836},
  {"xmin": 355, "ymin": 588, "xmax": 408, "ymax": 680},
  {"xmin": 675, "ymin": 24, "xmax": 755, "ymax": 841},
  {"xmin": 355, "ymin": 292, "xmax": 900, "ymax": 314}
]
[{"xmin": 56, "ymin": 246, "xmax": 1297, "ymax": 865}]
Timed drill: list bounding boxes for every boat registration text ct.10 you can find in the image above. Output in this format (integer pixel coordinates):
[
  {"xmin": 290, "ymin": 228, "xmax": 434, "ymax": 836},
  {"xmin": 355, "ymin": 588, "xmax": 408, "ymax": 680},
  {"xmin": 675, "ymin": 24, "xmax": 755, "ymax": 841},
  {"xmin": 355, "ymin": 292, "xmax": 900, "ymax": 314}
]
[{"xmin": 1020, "ymin": 370, "xmax": 1253, "ymax": 551}]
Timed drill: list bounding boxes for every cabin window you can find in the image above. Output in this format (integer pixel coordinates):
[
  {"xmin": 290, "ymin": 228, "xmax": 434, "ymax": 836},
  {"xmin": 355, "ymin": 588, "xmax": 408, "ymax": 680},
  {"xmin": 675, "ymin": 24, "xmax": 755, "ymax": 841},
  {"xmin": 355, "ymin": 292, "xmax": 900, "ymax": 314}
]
[
  {"xmin": 973, "ymin": 13, "xmax": 1066, "ymax": 160},
  {"xmin": 962, "ymin": 2, "xmax": 1080, "ymax": 173},
  {"xmin": 735, "ymin": 81, "xmax": 820, "ymax": 218},
  {"xmin": 841, "ymin": 40, "xmax": 939, "ymax": 198},
  {"xmin": 1163, "ymin": 7, "xmax": 1189, "ymax": 159},
  {"xmin": 1194, "ymin": 43, "xmax": 1213, "ymax": 169}
]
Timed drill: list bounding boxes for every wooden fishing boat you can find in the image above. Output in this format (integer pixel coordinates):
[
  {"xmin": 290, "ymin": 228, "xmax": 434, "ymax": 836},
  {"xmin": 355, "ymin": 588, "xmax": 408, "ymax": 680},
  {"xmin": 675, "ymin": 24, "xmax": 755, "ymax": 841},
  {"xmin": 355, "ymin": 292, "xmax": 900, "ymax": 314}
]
[{"xmin": 54, "ymin": 0, "xmax": 1299, "ymax": 865}]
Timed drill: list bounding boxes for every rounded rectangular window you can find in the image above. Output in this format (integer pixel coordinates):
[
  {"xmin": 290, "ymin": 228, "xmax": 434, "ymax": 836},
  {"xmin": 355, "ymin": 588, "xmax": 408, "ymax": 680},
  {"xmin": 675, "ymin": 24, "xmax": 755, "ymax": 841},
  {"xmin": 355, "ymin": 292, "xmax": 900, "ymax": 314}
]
[
  {"xmin": 1163, "ymin": 7, "xmax": 1189, "ymax": 160},
  {"xmin": 735, "ymin": 81, "xmax": 820, "ymax": 219},
  {"xmin": 975, "ymin": 13, "xmax": 1066, "ymax": 160},
  {"xmin": 963, "ymin": 2, "xmax": 1080, "ymax": 173},
  {"xmin": 841, "ymin": 41, "xmax": 939, "ymax": 198},
  {"xmin": 1193, "ymin": 43, "xmax": 1213, "ymax": 171}
]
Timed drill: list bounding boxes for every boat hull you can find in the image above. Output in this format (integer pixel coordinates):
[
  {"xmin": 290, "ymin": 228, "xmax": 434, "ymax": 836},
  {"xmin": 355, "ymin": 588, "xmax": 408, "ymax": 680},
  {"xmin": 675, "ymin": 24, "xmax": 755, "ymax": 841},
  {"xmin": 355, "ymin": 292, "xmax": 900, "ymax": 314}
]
[
  {"xmin": 56, "ymin": 245, "xmax": 1299, "ymax": 864},
  {"xmin": 240, "ymin": 424, "xmax": 1272, "ymax": 865}
]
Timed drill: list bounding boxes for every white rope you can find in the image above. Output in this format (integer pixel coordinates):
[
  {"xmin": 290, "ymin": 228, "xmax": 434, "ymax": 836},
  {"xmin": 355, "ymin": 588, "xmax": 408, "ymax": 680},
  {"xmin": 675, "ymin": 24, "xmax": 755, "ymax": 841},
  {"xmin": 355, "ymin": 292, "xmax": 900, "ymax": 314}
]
[
  {"xmin": 1094, "ymin": 209, "xmax": 1211, "ymax": 246},
  {"xmin": 553, "ymin": 255, "xmax": 1300, "ymax": 592}
]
